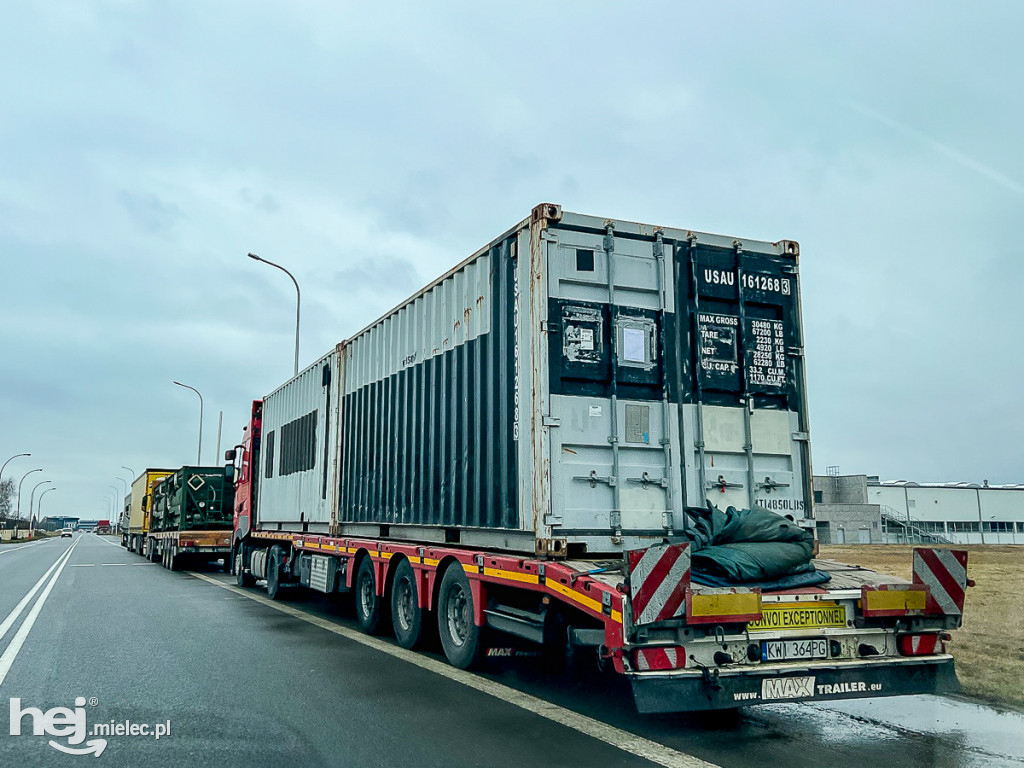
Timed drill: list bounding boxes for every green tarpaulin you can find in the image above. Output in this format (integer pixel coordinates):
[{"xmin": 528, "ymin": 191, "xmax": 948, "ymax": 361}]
[{"xmin": 682, "ymin": 505, "xmax": 821, "ymax": 584}]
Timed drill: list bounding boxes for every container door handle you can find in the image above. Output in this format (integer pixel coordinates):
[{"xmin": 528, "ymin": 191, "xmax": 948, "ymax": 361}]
[
  {"xmin": 574, "ymin": 470, "xmax": 617, "ymax": 488},
  {"xmin": 625, "ymin": 472, "xmax": 669, "ymax": 489}
]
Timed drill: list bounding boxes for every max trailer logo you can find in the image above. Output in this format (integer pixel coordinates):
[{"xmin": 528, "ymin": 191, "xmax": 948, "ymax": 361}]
[{"xmin": 9, "ymin": 697, "xmax": 171, "ymax": 757}]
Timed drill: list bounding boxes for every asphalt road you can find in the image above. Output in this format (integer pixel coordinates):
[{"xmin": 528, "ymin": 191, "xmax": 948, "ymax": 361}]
[{"xmin": 0, "ymin": 534, "xmax": 1021, "ymax": 768}]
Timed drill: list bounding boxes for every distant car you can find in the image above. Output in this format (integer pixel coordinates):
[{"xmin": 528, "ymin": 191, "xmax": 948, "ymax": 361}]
[{"xmin": 60, "ymin": 528, "xmax": 73, "ymax": 538}]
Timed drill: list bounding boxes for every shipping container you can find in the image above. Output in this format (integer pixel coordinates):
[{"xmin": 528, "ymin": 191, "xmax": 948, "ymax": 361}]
[
  {"xmin": 256, "ymin": 204, "xmax": 810, "ymax": 555},
  {"xmin": 149, "ymin": 466, "xmax": 234, "ymax": 533},
  {"xmin": 233, "ymin": 205, "xmax": 967, "ymax": 713}
]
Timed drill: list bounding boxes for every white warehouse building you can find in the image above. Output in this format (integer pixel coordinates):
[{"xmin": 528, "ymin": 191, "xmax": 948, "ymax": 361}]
[
  {"xmin": 812, "ymin": 474, "xmax": 1024, "ymax": 545},
  {"xmin": 869, "ymin": 479, "xmax": 1024, "ymax": 545}
]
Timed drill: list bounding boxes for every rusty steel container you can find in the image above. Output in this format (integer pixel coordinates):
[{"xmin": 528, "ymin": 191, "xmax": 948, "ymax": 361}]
[{"xmin": 255, "ymin": 204, "xmax": 811, "ymax": 556}]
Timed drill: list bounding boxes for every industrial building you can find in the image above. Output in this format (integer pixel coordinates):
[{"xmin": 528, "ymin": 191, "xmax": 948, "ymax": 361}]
[{"xmin": 813, "ymin": 473, "xmax": 1024, "ymax": 545}]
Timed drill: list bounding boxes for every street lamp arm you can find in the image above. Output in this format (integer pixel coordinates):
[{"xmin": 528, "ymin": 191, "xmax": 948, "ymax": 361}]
[
  {"xmin": 173, "ymin": 381, "xmax": 204, "ymax": 465},
  {"xmin": 248, "ymin": 252, "xmax": 301, "ymax": 376},
  {"xmin": 0, "ymin": 453, "xmax": 30, "ymax": 485}
]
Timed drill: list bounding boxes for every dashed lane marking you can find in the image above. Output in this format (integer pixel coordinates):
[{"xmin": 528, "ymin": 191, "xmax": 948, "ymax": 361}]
[{"xmin": 188, "ymin": 571, "xmax": 719, "ymax": 768}]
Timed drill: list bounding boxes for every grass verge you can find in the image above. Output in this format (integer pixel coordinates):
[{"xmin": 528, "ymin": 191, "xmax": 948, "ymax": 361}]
[{"xmin": 820, "ymin": 544, "xmax": 1024, "ymax": 710}]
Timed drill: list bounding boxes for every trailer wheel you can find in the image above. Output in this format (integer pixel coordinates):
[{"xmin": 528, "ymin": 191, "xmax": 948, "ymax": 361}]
[
  {"xmin": 266, "ymin": 545, "xmax": 284, "ymax": 599},
  {"xmin": 235, "ymin": 544, "xmax": 256, "ymax": 588},
  {"xmin": 390, "ymin": 559, "xmax": 424, "ymax": 649},
  {"xmin": 437, "ymin": 563, "xmax": 484, "ymax": 669},
  {"xmin": 149, "ymin": 540, "xmax": 160, "ymax": 563},
  {"xmin": 355, "ymin": 557, "xmax": 383, "ymax": 634},
  {"xmin": 168, "ymin": 546, "xmax": 180, "ymax": 572}
]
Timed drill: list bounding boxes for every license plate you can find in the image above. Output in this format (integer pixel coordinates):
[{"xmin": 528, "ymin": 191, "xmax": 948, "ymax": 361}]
[{"xmin": 761, "ymin": 638, "xmax": 828, "ymax": 662}]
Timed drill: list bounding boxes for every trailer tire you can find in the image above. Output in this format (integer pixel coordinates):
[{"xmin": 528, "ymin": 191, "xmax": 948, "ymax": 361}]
[
  {"xmin": 149, "ymin": 540, "xmax": 160, "ymax": 563},
  {"xmin": 235, "ymin": 544, "xmax": 256, "ymax": 588},
  {"xmin": 266, "ymin": 545, "xmax": 284, "ymax": 599},
  {"xmin": 355, "ymin": 557, "xmax": 383, "ymax": 634},
  {"xmin": 390, "ymin": 559, "xmax": 424, "ymax": 649},
  {"xmin": 168, "ymin": 546, "xmax": 180, "ymax": 572},
  {"xmin": 437, "ymin": 563, "xmax": 484, "ymax": 669}
]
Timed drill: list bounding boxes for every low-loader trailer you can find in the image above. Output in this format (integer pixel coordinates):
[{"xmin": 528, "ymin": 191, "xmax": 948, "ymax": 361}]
[{"xmin": 227, "ymin": 205, "xmax": 969, "ymax": 711}]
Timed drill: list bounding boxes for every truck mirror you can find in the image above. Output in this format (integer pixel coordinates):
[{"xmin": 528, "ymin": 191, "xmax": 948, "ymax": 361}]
[{"xmin": 224, "ymin": 449, "xmax": 236, "ymax": 461}]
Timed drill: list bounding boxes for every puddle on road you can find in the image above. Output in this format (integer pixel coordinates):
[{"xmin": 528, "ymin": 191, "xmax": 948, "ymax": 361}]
[{"xmin": 750, "ymin": 695, "xmax": 1024, "ymax": 767}]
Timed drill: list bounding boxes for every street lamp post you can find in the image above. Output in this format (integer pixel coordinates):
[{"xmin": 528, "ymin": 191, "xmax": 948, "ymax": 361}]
[
  {"xmin": 173, "ymin": 381, "xmax": 204, "ymax": 464},
  {"xmin": 0, "ymin": 453, "xmax": 30, "ymax": 485},
  {"xmin": 106, "ymin": 486, "xmax": 120, "ymax": 521},
  {"xmin": 28, "ymin": 480, "xmax": 52, "ymax": 524},
  {"xmin": 16, "ymin": 468, "xmax": 42, "ymax": 519},
  {"xmin": 121, "ymin": 466, "xmax": 135, "ymax": 481},
  {"xmin": 37, "ymin": 487, "xmax": 55, "ymax": 520},
  {"xmin": 248, "ymin": 252, "xmax": 301, "ymax": 376}
]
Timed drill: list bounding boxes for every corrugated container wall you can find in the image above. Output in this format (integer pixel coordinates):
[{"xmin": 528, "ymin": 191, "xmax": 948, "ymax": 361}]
[
  {"xmin": 258, "ymin": 349, "xmax": 341, "ymax": 526},
  {"xmin": 253, "ymin": 204, "xmax": 811, "ymax": 556}
]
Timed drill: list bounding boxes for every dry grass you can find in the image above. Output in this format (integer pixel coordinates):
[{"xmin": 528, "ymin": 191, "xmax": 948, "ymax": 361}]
[{"xmin": 820, "ymin": 545, "xmax": 1024, "ymax": 710}]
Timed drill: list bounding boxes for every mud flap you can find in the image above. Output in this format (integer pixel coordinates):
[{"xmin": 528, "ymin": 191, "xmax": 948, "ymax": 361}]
[{"xmin": 630, "ymin": 658, "xmax": 960, "ymax": 713}]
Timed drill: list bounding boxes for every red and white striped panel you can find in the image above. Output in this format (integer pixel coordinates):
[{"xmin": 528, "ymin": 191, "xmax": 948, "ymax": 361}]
[
  {"xmin": 627, "ymin": 543, "xmax": 691, "ymax": 626},
  {"xmin": 634, "ymin": 646, "xmax": 686, "ymax": 671},
  {"xmin": 912, "ymin": 548, "xmax": 968, "ymax": 616},
  {"xmin": 898, "ymin": 633, "xmax": 944, "ymax": 656}
]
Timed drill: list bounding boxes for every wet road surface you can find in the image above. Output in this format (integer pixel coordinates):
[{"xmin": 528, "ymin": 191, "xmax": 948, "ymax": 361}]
[{"xmin": 0, "ymin": 534, "xmax": 1021, "ymax": 767}]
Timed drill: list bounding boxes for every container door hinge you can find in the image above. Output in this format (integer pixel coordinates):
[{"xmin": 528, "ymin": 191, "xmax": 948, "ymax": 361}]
[
  {"xmin": 543, "ymin": 415, "xmax": 561, "ymax": 427},
  {"xmin": 543, "ymin": 513, "xmax": 563, "ymax": 526},
  {"xmin": 787, "ymin": 346, "xmax": 804, "ymax": 357},
  {"xmin": 791, "ymin": 431, "xmax": 810, "ymax": 442}
]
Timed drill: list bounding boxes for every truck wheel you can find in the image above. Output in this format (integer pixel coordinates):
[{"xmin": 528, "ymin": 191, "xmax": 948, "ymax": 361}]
[
  {"xmin": 149, "ymin": 541, "xmax": 160, "ymax": 563},
  {"xmin": 168, "ymin": 546, "xmax": 180, "ymax": 571},
  {"xmin": 437, "ymin": 563, "xmax": 484, "ymax": 669},
  {"xmin": 235, "ymin": 544, "xmax": 256, "ymax": 588},
  {"xmin": 355, "ymin": 557, "xmax": 383, "ymax": 634},
  {"xmin": 266, "ymin": 545, "xmax": 284, "ymax": 599},
  {"xmin": 390, "ymin": 559, "xmax": 424, "ymax": 649}
]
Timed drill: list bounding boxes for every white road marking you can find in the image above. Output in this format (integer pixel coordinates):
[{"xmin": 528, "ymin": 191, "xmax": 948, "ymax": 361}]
[
  {"xmin": 0, "ymin": 544, "xmax": 77, "ymax": 642},
  {"xmin": 69, "ymin": 564, "xmax": 95, "ymax": 567},
  {"xmin": 100, "ymin": 563, "xmax": 127, "ymax": 566},
  {"xmin": 188, "ymin": 572, "xmax": 718, "ymax": 768},
  {"xmin": 97, "ymin": 537, "xmax": 124, "ymax": 548},
  {"xmin": 0, "ymin": 540, "xmax": 79, "ymax": 688}
]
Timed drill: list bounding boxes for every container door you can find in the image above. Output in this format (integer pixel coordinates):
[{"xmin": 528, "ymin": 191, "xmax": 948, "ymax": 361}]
[
  {"xmin": 674, "ymin": 238, "xmax": 811, "ymax": 523},
  {"xmin": 544, "ymin": 225, "xmax": 681, "ymax": 545}
]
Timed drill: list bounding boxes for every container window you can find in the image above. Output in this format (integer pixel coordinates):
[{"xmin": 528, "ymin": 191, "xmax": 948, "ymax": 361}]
[
  {"xmin": 575, "ymin": 249, "xmax": 595, "ymax": 272},
  {"xmin": 264, "ymin": 431, "xmax": 275, "ymax": 478}
]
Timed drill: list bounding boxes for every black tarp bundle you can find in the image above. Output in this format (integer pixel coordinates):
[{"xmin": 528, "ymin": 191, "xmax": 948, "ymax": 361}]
[{"xmin": 681, "ymin": 505, "xmax": 830, "ymax": 590}]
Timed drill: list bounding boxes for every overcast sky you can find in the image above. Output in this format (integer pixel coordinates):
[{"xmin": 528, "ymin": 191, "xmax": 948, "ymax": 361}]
[{"xmin": 1, "ymin": 2, "xmax": 1021, "ymax": 521}]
